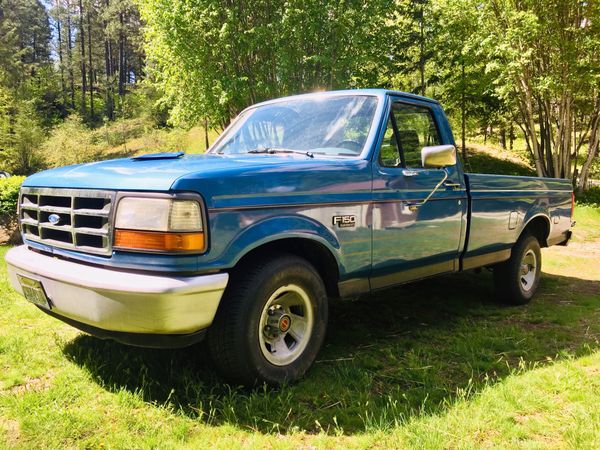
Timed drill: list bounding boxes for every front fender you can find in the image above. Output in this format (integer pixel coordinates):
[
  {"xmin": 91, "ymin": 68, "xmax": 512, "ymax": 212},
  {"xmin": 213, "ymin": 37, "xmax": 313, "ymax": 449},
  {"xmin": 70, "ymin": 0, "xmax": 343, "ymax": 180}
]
[{"xmin": 212, "ymin": 213, "xmax": 345, "ymax": 274}]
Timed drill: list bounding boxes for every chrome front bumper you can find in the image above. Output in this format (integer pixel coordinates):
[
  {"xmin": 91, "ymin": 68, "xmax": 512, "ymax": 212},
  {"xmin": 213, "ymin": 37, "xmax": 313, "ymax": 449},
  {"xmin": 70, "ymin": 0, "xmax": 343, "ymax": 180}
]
[{"xmin": 5, "ymin": 246, "xmax": 229, "ymax": 345}]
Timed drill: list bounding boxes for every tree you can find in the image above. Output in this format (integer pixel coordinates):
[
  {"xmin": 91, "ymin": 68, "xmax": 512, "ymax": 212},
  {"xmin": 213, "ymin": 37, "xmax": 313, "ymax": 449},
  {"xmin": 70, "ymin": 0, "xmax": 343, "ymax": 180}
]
[
  {"xmin": 0, "ymin": 0, "xmax": 56, "ymax": 171},
  {"xmin": 431, "ymin": 0, "xmax": 489, "ymax": 161},
  {"xmin": 383, "ymin": 0, "xmax": 436, "ymax": 97},
  {"xmin": 475, "ymin": 0, "xmax": 600, "ymax": 183},
  {"xmin": 48, "ymin": 0, "xmax": 144, "ymax": 122},
  {"xmin": 138, "ymin": 0, "xmax": 390, "ymax": 128}
]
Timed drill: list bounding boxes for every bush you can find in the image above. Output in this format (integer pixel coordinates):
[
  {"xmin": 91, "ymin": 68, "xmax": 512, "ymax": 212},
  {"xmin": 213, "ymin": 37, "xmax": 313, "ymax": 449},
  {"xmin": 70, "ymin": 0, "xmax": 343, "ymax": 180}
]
[
  {"xmin": 139, "ymin": 128, "xmax": 190, "ymax": 152},
  {"xmin": 0, "ymin": 176, "xmax": 25, "ymax": 216},
  {"xmin": 0, "ymin": 175, "xmax": 25, "ymax": 244},
  {"xmin": 96, "ymin": 117, "xmax": 149, "ymax": 148},
  {"xmin": 42, "ymin": 116, "xmax": 102, "ymax": 167},
  {"xmin": 1, "ymin": 110, "xmax": 47, "ymax": 175},
  {"xmin": 576, "ymin": 186, "xmax": 600, "ymax": 207}
]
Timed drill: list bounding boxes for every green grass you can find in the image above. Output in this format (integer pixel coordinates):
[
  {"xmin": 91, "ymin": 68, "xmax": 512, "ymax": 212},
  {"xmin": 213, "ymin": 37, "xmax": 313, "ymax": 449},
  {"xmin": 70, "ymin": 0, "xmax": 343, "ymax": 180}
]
[
  {"xmin": 1, "ymin": 215, "xmax": 599, "ymax": 447},
  {"xmin": 463, "ymin": 142, "xmax": 536, "ymax": 176},
  {"xmin": 0, "ymin": 173, "xmax": 600, "ymax": 449}
]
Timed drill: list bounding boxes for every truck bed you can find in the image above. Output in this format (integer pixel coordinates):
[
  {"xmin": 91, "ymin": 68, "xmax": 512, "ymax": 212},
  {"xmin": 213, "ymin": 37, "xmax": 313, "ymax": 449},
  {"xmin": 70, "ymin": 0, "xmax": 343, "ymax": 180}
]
[{"xmin": 462, "ymin": 173, "xmax": 573, "ymax": 269}]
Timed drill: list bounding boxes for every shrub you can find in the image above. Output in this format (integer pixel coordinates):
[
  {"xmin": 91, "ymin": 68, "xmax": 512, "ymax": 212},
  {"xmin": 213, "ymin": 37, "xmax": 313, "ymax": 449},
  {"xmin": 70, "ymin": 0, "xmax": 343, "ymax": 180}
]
[
  {"xmin": 42, "ymin": 115, "xmax": 102, "ymax": 167},
  {"xmin": 1, "ymin": 110, "xmax": 47, "ymax": 175},
  {"xmin": 0, "ymin": 176, "xmax": 25, "ymax": 216},
  {"xmin": 96, "ymin": 117, "xmax": 149, "ymax": 148},
  {"xmin": 576, "ymin": 186, "xmax": 600, "ymax": 207},
  {"xmin": 0, "ymin": 175, "xmax": 25, "ymax": 244},
  {"xmin": 139, "ymin": 127, "xmax": 190, "ymax": 152}
]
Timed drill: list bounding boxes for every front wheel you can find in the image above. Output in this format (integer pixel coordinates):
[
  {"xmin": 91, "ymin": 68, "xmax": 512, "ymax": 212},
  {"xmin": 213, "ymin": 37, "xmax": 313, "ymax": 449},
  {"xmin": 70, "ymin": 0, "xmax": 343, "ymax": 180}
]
[
  {"xmin": 493, "ymin": 234, "xmax": 542, "ymax": 305},
  {"xmin": 207, "ymin": 254, "xmax": 328, "ymax": 386}
]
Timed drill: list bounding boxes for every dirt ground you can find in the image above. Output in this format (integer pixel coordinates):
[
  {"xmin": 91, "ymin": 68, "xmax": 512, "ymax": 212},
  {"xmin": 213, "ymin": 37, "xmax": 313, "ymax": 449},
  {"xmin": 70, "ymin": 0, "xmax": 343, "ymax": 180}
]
[{"xmin": 0, "ymin": 224, "xmax": 19, "ymax": 246}]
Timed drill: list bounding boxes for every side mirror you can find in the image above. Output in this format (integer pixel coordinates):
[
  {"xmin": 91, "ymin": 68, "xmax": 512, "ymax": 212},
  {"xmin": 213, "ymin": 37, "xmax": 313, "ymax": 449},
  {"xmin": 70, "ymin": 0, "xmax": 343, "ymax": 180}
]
[{"xmin": 421, "ymin": 145, "xmax": 457, "ymax": 168}]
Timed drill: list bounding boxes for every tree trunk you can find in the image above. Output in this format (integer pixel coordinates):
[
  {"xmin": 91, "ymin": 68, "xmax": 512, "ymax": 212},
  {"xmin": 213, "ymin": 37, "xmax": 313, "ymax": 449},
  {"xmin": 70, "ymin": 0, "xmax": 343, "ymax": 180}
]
[
  {"xmin": 87, "ymin": 5, "xmax": 94, "ymax": 119},
  {"xmin": 419, "ymin": 2, "xmax": 425, "ymax": 96},
  {"xmin": 103, "ymin": 0, "xmax": 114, "ymax": 120},
  {"xmin": 461, "ymin": 59, "xmax": 466, "ymax": 162},
  {"xmin": 577, "ymin": 98, "xmax": 600, "ymax": 192},
  {"xmin": 56, "ymin": 0, "xmax": 66, "ymax": 107},
  {"xmin": 78, "ymin": 0, "xmax": 87, "ymax": 116},
  {"xmin": 66, "ymin": 0, "xmax": 75, "ymax": 108},
  {"xmin": 517, "ymin": 76, "xmax": 545, "ymax": 177},
  {"xmin": 118, "ymin": 11, "xmax": 125, "ymax": 97},
  {"xmin": 204, "ymin": 117, "xmax": 210, "ymax": 151}
]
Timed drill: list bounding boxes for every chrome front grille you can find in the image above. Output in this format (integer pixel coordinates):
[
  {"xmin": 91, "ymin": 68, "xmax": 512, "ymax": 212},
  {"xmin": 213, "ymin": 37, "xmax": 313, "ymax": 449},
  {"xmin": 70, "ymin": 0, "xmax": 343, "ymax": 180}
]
[{"xmin": 19, "ymin": 187, "xmax": 116, "ymax": 256}]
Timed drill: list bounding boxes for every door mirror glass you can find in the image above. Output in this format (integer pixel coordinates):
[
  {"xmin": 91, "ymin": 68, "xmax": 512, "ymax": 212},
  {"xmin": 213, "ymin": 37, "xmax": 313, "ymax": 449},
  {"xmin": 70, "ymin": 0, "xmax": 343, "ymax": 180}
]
[{"xmin": 421, "ymin": 145, "xmax": 457, "ymax": 168}]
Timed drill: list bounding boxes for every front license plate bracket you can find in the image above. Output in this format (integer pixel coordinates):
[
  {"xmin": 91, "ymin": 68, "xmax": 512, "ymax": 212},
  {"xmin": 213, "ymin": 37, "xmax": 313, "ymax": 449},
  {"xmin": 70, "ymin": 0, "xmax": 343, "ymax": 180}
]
[{"xmin": 17, "ymin": 274, "xmax": 52, "ymax": 310}]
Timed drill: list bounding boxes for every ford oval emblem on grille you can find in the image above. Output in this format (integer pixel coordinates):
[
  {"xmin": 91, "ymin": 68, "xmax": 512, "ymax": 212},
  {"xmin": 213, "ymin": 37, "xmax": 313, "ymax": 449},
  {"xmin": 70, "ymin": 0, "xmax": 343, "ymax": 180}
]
[{"xmin": 48, "ymin": 214, "xmax": 61, "ymax": 225}]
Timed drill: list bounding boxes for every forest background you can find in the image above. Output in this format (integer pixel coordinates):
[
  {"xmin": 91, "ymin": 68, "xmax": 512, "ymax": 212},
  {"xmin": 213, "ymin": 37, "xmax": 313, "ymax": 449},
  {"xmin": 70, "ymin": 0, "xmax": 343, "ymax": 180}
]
[{"xmin": 1, "ymin": 0, "xmax": 599, "ymax": 194}]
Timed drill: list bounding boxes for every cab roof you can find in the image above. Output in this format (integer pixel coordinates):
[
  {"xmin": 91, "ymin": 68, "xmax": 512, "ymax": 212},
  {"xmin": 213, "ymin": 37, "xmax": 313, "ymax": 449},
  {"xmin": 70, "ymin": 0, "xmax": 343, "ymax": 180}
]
[{"xmin": 251, "ymin": 89, "xmax": 440, "ymax": 109}]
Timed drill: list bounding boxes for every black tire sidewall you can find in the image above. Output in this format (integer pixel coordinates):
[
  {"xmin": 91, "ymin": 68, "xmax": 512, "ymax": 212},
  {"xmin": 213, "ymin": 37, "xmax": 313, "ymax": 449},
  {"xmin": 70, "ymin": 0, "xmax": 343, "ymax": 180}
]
[
  {"xmin": 495, "ymin": 234, "xmax": 542, "ymax": 305},
  {"xmin": 232, "ymin": 256, "xmax": 328, "ymax": 384},
  {"xmin": 515, "ymin": 236, "xmax": 542, "ymax": 300}
]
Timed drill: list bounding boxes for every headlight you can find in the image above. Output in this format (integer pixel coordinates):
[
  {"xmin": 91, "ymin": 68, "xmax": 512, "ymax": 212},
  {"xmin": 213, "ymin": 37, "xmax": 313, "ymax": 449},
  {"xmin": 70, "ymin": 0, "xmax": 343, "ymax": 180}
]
[{"xmin": 114, "ymin": 197, "xmax": 205, "ymax": 252}]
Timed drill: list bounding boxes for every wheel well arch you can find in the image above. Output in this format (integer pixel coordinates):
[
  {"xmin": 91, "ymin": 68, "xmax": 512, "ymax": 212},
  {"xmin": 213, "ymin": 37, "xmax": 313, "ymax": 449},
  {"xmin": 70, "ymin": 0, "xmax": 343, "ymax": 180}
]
[
  {"xmin": 521, "ymin": 214, "xmax": 550, "ymax": 247},
  {"xmin": 232, "ymin": 237, "xmax": 341, "ymax": 298}
]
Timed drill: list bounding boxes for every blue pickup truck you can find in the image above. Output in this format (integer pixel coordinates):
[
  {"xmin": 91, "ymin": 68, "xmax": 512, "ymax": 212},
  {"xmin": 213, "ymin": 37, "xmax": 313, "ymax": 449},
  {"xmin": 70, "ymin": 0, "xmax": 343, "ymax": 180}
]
[{"xmin": 6, "ymin": 90, "xmax": 574, "ymax": 385}]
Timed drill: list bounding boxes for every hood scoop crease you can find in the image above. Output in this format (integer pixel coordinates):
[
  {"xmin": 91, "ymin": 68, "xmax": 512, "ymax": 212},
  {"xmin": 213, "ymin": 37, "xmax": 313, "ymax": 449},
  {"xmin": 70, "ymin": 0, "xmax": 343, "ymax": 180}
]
[{"xmin": 132, "ymin": 152, "xmax": 185, "ymax": 161}]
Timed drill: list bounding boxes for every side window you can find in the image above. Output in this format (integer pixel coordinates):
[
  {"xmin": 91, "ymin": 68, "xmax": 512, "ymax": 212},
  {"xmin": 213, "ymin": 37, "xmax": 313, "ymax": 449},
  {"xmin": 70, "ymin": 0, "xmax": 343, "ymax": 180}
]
[
  {"xmin": 392, "ymin": 103, "xmax": 441, "ymax": 168},
  {"xmin": 378, "ymin": 118, "xmax": 400, "ymax": 167}
]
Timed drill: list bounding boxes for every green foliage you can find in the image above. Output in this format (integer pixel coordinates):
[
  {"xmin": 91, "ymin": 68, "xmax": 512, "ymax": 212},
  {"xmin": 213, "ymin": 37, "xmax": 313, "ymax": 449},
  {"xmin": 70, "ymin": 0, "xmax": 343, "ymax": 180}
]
[
  {"xmin": 38, "ymin": 116, "xmax": 212, "ymax": 168},
  {"xmin": 0, "ymin": 176, "xmax": 25, "ymax": 216},
  {"xmin": 0, "ymin": 176, "xmax": 24, "ymax": 244},
  {"xmin": 41, "ymin": 116, "xmax": 102, "ymax": 167},
  {"xmin": 576, "ymin": 186, "xmax": 600, "ymax": 207},
  {"xmin": 0, "ymin": 106, "xmax": 47, "ymax": 175},
  {"xmin": 138, "ymin": 0, "xmax": 390, "ymax": 127},
  {"xmin": 117, "ymin": 82, "xmax": 172, "ymax": 128},
  {"xmin": 0, "ymin": 0, "xmax": 598, "ymax": 187},
  {"xmin": 0, "ymin": 0, "xmax": 51, "ymax": 87},
  {"xmin": 471, "ymin": 0, "xmax": 600, "ymax": 181}
]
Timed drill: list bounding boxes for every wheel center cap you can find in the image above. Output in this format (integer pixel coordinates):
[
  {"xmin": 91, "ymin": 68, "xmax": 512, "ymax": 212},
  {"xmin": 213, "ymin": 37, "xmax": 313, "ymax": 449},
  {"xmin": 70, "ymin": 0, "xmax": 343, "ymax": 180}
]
[
  {"xmin": 278, "ymin": 314, "xmax": 291, "ymax": 332},
  {"xmin": 521, "ymin": 264, "xmax": 530, "ymax": 275}
]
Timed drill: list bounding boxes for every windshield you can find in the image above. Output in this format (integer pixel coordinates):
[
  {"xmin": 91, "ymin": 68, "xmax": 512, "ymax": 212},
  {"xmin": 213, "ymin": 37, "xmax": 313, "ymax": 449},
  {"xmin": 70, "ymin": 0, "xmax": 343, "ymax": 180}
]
[{"xmin": 210, "ymin": 95, "xmax": 378, "ymax": 157}]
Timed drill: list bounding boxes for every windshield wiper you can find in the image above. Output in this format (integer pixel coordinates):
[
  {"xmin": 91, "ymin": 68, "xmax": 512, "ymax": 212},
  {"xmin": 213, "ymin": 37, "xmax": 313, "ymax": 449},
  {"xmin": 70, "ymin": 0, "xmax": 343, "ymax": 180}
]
[{"xmin": 246, "ymin": 147, "xmax": 315, "ymax": 158}]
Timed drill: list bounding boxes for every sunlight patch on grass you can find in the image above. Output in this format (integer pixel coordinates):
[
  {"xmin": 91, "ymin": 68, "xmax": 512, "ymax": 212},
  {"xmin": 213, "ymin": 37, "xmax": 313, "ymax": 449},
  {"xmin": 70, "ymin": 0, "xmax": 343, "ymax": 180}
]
[{"xmin": 389, "ymin": 352, "xmax": 600, "ymax": 448}]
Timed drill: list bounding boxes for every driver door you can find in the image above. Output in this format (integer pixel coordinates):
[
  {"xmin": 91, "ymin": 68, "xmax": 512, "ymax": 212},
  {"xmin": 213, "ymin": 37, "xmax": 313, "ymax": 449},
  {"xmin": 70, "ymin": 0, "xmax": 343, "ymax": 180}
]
[{"xmin": 370, "ymin": 99, "xmax": 467, "ymax": 289}]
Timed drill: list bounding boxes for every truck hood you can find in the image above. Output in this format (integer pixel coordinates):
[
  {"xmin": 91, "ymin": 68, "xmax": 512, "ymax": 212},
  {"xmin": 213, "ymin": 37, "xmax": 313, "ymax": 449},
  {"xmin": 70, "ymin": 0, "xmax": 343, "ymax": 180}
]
[{"xmin": 23, "ymin": 153, "xmax": 333, "ymax": 191}]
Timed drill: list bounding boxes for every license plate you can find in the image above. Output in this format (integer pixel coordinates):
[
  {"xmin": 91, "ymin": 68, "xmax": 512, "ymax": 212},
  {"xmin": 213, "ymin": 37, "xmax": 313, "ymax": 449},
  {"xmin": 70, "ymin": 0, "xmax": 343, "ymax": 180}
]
[{"xmin": 17, "ymin": 275, "xmax": 51, "ymax": 309}]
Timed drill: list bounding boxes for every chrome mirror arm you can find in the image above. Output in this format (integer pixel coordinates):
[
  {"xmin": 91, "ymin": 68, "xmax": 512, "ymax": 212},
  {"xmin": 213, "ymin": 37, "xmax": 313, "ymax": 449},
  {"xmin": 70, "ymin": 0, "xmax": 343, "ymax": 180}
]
[{"xmin": 406, "ymin": 169, "xmax": 449, "ymax": 211}]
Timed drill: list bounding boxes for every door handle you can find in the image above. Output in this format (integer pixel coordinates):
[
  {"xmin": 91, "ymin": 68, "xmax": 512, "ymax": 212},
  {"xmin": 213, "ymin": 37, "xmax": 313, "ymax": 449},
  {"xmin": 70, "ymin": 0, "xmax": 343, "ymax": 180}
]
[
  {"xmin": 402, "ymin": 169, "xmax": 419, "ymax": 177},
  {"xmin": 443, "ymin": 181, "xmax": 462, "ymax": 190},
  {"xmin": 406, "ymin": 202, "xmax": 421, "ymax": 211}
]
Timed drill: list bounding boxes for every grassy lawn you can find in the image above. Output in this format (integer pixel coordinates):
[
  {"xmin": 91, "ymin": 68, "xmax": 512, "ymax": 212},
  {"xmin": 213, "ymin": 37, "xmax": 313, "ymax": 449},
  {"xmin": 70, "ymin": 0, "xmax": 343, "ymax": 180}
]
[{"xmin": 0, "ymin": 206, "xmax": 599, "ymax": 448}]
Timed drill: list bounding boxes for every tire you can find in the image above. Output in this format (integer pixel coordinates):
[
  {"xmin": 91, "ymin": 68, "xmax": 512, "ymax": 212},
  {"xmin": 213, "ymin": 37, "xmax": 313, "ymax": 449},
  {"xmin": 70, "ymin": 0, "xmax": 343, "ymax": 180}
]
[
  {"xmin": 493, "ymin": 234, "xmax": 542, "ymax": 305},
  {"xmin": 207, "ymin": 253, "xmax": 328, "ymax": 386}
]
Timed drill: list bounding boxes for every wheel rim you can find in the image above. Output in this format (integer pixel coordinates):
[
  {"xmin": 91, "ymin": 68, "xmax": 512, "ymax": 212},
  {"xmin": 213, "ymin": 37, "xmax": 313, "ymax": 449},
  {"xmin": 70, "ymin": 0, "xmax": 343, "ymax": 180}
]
[
  {"xmin": 258, "ymin": 284, "xmax": 314, "ymax": 366},
  {"xmin": 519, "ymin": 249, "xmax": 538, "ymax": 292}
]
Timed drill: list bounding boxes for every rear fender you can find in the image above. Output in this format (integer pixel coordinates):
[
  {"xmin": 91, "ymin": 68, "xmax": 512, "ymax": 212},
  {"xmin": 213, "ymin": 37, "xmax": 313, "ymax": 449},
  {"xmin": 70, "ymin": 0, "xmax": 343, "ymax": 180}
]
[{"xmin": 519, "ymin": 208, "xmax": 551, "ymax": 243}]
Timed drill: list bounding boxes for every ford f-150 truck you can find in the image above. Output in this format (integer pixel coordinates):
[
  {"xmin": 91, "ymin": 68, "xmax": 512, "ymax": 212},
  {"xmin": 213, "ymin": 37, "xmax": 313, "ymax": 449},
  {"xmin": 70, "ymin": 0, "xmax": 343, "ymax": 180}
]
[{"xmin": 5, "ymin": 90, "xmax": 574, "ymax": 385}]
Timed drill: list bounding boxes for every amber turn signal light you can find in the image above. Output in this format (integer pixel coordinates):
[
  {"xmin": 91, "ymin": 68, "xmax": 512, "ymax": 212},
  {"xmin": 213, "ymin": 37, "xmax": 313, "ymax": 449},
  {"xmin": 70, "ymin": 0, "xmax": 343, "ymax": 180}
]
[{"xmin": 114, "ymin": 229, "xmax": 205, "ymax": 252}]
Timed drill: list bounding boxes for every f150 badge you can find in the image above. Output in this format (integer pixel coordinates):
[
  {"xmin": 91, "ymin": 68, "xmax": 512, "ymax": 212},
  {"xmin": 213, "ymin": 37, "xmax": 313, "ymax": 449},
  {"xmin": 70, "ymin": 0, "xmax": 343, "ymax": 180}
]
[{"xmin": 332, "ymin": 215, "xmax": 356, "ymax": 228}]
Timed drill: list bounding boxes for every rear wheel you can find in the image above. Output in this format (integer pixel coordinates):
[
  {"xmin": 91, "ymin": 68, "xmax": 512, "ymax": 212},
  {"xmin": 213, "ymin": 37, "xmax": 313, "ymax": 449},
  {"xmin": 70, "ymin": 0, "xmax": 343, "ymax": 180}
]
[
  {"xmin": 207, "ymin": 254, "xmax": 328, "ymax": 386},
  {"xmin": 493, "ymin": 234, "xmax": 542, "ymax": 305}
]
